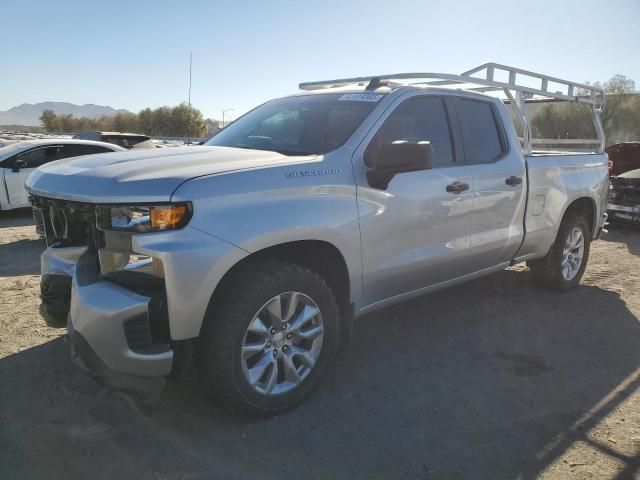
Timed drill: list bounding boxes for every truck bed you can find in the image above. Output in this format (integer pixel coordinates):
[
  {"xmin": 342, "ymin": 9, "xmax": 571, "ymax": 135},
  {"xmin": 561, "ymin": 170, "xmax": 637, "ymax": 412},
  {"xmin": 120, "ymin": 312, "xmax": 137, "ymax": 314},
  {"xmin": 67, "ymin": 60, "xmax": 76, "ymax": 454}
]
[{"xmin": 514, "ymin": 152, "xmax": 609, "ymax": 262}]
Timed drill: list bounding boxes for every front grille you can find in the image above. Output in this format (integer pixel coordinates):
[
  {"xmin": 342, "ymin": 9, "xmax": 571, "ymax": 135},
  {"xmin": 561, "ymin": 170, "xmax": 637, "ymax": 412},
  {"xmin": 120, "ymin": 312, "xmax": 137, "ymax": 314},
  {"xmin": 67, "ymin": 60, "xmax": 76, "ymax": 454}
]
[
  {"xmin": 30, "ymin": 195, "xmax": 97, "ymax": 247},
  {"xmin": 32, "ymin": 206, "xmax": 45, "ymax": 237}
]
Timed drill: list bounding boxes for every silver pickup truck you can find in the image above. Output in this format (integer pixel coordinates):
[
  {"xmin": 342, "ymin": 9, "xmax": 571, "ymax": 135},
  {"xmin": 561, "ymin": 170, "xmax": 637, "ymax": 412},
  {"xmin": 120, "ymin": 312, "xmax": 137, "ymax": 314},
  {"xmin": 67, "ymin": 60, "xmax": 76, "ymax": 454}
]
[{"xmin": 26, "ymin": 63, "xmax": 609, "ymax": 415}]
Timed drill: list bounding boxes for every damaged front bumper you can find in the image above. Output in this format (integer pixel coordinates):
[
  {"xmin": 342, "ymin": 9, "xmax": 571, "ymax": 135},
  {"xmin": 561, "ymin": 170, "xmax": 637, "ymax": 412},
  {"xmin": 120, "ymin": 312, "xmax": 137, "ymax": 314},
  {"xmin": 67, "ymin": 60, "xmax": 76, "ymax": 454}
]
[
  {"xmin": 34, "ymin": 195, "xmax": 248, "ymax": 401},
  {"xmin": 40, "ymin": 245, "xmax": 87, "ymax": 327},
  {"xmin": 65, "ymin": 248, "xmax": 173, "ymax": 401}
]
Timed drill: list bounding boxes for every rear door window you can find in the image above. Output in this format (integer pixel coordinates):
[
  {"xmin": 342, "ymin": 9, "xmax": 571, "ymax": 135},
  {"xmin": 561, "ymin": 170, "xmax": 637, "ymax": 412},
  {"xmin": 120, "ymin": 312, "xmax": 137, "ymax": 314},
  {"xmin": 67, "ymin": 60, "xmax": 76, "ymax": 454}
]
[
  {"xmin": 368, "ymin": 96, "xmax": 454, "ymax": 167},
  {"xmin": 455, "ymin": 99, "xmax": 505, "ymax": 163}
]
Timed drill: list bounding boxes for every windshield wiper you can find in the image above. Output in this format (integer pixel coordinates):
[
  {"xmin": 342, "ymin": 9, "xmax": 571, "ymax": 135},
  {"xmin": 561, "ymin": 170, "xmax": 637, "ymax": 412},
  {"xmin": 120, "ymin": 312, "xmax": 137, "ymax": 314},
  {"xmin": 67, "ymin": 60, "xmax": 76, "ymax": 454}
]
[
  {"xmin": 229, "ymin": 145, "xmax": 317, "ymax": 156},
  {"xmin": 271, "ymin": 149, "xmax": 317, "ymax": 156}
]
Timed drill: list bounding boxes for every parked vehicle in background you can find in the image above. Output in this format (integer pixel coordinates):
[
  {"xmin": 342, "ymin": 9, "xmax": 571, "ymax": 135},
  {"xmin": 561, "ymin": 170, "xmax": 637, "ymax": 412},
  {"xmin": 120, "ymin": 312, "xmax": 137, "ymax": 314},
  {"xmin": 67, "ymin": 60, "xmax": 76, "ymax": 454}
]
[
  {"xmin": 605, "ymin": 143, "xmax": 640, "ymax": 224},
  {"xmin": 606, "ymin": 142, "xmax": 640, "ymax": 177},
  {"xmin": 0, "ymin": 139, "xmax": 125, "ymax": 212},
  {"xmin": 27, "ymin": 63, "xmax": 609, "ymax": 415},
  {"xmin": 73, "ymin": 131, "xmax": 155, "ymax": 150},
  {"xmin": 608, "ymin": 168, "xmax": 640, "ymax": 224}
]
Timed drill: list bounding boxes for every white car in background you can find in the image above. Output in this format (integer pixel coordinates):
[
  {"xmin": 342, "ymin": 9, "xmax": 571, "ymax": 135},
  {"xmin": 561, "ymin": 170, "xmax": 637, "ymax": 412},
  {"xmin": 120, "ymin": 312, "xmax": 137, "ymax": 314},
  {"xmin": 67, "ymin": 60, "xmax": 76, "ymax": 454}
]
[{"xmin": 0, "ymin": 139, "xmax": 125, "ymax": 211}]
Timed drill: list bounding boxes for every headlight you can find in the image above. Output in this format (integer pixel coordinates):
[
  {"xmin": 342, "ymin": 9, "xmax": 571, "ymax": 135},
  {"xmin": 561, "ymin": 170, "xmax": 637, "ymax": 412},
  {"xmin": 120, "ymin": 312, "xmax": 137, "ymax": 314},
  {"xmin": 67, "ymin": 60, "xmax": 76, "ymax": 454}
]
[{"xmin": 97, "ymin": 203, "xmax": 192, "ymax": 232}]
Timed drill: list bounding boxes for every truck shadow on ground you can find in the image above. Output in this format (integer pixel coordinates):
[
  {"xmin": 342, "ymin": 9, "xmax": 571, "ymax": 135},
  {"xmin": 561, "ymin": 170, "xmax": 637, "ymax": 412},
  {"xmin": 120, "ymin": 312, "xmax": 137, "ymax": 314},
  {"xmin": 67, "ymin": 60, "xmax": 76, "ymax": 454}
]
[
  {"xmin": 0, "ymin": 208, "xmax": 36, "ymax": 228},
  {"xmin": 0, "ymin": 209, "xmax": 42, "ymax": 276},
  {"xmin": 0, "ymin": 238, "xmax": 43, "ymax": 276},
  {"xmin": 2, "ymin": 268, "xmax": 639, "ymax": 480},
  {"xmin": 605, "ymin": 224, "xmax": 640, "ymax": 257}
]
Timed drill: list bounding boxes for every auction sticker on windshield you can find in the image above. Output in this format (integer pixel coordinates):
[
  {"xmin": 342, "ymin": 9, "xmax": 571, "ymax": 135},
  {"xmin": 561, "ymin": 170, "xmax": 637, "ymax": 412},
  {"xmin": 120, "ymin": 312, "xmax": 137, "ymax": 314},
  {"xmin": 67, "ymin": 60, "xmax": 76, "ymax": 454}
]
[{"xmin": 338, "ymin": 93, "xmax": 384, "ymax": 102}]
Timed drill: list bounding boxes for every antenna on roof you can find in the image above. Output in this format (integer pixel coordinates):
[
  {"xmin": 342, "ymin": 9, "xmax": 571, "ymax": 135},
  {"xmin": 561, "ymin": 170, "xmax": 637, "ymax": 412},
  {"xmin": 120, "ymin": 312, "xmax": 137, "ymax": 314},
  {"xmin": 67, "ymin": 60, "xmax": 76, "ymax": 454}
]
[{"xmin": 366, "ymin": 77, "xmax": 382, "ymax": 91}]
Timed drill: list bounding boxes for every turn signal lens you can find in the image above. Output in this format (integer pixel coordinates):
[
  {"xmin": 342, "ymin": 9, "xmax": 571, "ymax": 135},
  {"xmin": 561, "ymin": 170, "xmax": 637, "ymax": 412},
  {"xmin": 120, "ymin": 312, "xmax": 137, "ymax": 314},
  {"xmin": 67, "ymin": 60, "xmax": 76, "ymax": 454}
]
[{"xmin": 150, "ymin": 205, "xmax": 188, "ymax": 229}]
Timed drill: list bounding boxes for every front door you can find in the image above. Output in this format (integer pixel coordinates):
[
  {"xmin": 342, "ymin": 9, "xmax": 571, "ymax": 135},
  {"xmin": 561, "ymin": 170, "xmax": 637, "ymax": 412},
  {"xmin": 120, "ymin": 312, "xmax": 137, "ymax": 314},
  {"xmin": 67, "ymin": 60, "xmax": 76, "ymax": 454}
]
[{"xmin": 354, "ymin": 94, "xmax": 474, "ymax": 308}]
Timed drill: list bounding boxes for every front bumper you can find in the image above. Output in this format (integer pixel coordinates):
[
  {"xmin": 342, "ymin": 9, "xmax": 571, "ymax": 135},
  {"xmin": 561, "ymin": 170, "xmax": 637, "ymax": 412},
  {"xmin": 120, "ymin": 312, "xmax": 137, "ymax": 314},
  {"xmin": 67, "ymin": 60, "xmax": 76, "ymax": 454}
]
[
  {"xmin": 70, "ymin": 251, "xmax": 173, "ymax": 378},
  {"xmin": 39, "ymin": 223, "xmax": 248, "ymax": 399},
  {"xmin": 64, "ymin": 250, "xmax": 173, "ymax": 400},
  {"xmin": 68, "ymin": 320, "xmax": 167, "ymax": 402},
  {"xmin": 40, "ymin": 245, "xmax": 88, "ymax": 327}
]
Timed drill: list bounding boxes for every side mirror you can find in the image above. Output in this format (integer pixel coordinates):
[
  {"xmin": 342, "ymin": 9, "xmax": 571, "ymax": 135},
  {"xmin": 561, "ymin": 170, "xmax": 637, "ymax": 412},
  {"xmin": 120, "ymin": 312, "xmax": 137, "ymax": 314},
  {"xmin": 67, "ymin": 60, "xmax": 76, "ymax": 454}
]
[
  {"xmin": 12, "ymin": 159, "xmax": 28, "ymax": 172},
  {"xmin": 366, "ymin": 140, "xmax": 433, "ymax": 189}
]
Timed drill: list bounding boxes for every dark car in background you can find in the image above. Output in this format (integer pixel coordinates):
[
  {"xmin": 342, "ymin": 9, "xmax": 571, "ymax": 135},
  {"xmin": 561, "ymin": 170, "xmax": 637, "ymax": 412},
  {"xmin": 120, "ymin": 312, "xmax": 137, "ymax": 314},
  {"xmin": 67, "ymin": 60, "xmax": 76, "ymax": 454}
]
[
  {"xmin": 608, "ymin": 168, "xmax": 640, "ymax": 224},
  {"xmin": 606, "ymin": 142, "xmax": 640, "ymax": 224},
  {"xmin": 73, "ymin": 131, "xmax": 155, "ymax": 149},
  {"xmin": 606, "ymin": 142, "xmax": 640, "ymax": 177}
]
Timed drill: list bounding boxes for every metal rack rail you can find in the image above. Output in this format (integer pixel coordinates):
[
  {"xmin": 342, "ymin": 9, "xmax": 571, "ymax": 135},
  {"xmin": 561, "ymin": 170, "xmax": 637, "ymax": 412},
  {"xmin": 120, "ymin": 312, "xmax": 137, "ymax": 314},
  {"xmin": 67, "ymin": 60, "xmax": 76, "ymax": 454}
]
[{"xmin": 299, "ymin": 62, "xmax": 606, "ymax": 154}]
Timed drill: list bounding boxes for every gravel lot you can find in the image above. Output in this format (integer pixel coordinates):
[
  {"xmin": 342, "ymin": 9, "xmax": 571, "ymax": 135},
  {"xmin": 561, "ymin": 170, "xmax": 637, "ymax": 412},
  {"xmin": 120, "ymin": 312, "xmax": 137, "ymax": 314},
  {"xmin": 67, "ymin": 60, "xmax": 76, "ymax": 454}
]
[{"xmin": 1, "ymin": 208, "xmax": 639, "ymax": 480}]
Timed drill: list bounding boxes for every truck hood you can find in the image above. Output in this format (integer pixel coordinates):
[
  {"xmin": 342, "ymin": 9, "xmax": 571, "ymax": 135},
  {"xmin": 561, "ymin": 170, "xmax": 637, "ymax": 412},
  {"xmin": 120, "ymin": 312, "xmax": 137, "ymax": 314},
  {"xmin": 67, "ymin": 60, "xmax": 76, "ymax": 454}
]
[{"xmin": 26, "ymin": 146, "xmax": 310, "ymax": 203}]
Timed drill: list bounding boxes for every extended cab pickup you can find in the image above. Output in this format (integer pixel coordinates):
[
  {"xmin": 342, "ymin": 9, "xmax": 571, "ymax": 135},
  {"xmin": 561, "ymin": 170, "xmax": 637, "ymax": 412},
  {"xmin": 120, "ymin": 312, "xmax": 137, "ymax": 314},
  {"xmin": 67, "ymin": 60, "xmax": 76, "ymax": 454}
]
[{"xmin": 26, "ymin": 63, "xmax": 609, "ymax": 415}]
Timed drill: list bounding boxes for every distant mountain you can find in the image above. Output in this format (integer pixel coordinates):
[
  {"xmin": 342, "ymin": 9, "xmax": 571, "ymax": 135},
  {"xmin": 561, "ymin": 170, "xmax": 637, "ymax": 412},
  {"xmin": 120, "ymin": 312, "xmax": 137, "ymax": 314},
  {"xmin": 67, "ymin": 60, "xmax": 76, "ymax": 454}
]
[{"xmin": 0, "ymin": 102, "xmax": 131, "ymax": 126}]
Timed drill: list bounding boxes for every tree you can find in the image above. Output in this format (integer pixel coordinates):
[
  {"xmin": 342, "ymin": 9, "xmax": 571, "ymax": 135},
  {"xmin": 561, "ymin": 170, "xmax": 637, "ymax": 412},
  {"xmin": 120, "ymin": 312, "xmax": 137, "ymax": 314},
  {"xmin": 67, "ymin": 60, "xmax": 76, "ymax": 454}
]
[
  {"xmin": 532, "ymin": 73, "xmax": 640, "ymax": 146},
  {"xmin": 37, "ymin": 104, "xmax": 207, "ymax": 137},
  {"xmin": 604, "ymin": 74, "xmax": 635, "ymax": 94},
  {"xmin": 531, "ymin": 103, "xmax": 595, "ymax": 139},
  {"xmin": 138, "ymin": 108, "xmax": 153, "ymax": 136},
  {"xmin": 40, "ymin": 110, "xmax": 59, "ymax": 131},
  {"xmin": 112, "ymin": 112, "xmax": 139, "ymax": 132}
]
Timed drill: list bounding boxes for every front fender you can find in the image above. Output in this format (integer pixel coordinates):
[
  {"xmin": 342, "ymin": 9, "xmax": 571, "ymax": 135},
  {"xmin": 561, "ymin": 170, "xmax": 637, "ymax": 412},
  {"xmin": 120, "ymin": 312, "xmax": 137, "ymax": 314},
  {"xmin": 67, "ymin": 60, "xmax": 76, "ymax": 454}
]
[{"xmin": 171, "ymin": 158, "xmax": 363, "ymax": 311}]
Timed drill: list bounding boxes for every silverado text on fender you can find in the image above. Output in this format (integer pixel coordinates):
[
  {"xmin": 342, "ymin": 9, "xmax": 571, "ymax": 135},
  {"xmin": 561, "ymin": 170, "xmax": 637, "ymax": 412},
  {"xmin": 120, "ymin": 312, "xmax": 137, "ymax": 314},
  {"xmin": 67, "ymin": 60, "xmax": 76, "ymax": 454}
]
[{"xmin": 26, "ymin": 63, "xmax": 609, "ymax": 415}]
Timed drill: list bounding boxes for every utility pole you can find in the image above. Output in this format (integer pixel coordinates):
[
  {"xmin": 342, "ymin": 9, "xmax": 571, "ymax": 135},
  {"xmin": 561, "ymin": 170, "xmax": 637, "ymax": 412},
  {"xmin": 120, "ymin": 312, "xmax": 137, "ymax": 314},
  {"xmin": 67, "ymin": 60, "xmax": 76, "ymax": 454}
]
[
  {"xmin": 188, "ymin": 52, "xmax": 192, "ymax": 109},
  {"xmin": 187, "ymin": 52, "xmax": 193, "ymax": 144}
]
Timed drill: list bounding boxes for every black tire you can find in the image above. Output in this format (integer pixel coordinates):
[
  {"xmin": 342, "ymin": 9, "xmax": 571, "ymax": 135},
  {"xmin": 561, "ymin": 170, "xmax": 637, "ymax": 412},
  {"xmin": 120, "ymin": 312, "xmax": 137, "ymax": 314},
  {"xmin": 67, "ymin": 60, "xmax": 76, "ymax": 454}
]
[
  {"xmin": 196, "ymin": 261, "xmax": 340, "ymax": 416},
  {"xmin": 527, "ymin": 212, "xmax": 591, "ymax": 291}
]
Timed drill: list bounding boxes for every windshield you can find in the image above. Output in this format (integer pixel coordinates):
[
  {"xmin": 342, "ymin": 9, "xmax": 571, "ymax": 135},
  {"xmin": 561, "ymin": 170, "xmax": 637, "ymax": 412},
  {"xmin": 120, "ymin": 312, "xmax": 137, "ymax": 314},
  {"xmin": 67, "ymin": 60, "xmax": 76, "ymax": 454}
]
[{"xmin": 206, "ymin": 93, "xmax": 385, "ymax": 156}]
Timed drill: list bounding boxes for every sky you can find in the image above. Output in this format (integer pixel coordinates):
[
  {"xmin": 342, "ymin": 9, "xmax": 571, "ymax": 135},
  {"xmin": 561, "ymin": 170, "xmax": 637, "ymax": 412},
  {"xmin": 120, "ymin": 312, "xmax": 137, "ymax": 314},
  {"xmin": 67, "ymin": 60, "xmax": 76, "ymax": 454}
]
[{"xmin": 1, "ymin": 0, "xmax": 639, "ymax": 121}]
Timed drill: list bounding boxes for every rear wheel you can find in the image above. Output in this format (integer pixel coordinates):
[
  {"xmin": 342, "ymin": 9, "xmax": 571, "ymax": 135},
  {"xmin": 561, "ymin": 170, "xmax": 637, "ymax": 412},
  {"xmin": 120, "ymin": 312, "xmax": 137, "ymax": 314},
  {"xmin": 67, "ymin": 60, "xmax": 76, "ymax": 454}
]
[
  {"xmin": 528, "ymin": 212, "xmax": 591, "ymax": 291},
  {"xmin": 196, "ymin": 261, "xmax": 340, "ymax": 416}
]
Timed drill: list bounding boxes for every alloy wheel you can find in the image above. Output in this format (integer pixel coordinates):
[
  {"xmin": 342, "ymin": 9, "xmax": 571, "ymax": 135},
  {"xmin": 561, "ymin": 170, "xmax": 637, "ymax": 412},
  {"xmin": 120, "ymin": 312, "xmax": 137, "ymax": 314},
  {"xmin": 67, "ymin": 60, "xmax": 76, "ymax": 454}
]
[
  {"xmin": 240, "ymin": 292, "xmax": 324, "ymax": 395},
  {"xmin": 561, "ymin": 227, "xmax": 585, "ymax": 281}
]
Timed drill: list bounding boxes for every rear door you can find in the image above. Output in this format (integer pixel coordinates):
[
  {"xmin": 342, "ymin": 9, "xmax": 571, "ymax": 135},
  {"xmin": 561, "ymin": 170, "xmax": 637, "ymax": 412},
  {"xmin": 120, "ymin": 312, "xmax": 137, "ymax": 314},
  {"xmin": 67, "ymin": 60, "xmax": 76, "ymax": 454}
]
[
  {"xmin": 355, "ymin": 93, "xmax": 474, "ymax": 307},
  {"xmin": 454, "ymin": 97, "xmax": 526, "ymax": 270}
]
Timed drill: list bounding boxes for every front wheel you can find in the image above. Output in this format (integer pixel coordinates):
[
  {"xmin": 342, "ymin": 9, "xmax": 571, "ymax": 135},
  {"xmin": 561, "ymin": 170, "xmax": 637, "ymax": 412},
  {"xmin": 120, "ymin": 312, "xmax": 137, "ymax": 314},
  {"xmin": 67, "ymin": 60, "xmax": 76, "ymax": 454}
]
[
  {"xmin": 196, "ymin": 261, "xmax": 340, "ymax": 416},
  {"xmin": 528, "ymin": 212, "xmax": 591, "ymax": 291}
]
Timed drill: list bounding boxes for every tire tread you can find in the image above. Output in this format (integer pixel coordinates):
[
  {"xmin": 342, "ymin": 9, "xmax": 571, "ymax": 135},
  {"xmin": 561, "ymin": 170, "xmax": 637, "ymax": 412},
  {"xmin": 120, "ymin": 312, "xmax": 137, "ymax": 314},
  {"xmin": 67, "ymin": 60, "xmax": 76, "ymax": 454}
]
[{"xmin": 196, "ymin": 261, "xmax": 339, "ymax": 416}]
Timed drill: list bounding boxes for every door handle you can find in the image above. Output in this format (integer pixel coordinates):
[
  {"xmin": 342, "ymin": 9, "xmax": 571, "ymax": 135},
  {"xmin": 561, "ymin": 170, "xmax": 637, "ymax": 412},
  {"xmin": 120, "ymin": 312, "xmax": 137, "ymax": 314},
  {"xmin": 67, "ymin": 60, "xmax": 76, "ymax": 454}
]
[
  {"xmin": 446, "ymin": 181, "xmax": 470, "ymax": 194},
  {"xmin": 505, "ymin": 175, "xmax": 523, "ymax": 186}
]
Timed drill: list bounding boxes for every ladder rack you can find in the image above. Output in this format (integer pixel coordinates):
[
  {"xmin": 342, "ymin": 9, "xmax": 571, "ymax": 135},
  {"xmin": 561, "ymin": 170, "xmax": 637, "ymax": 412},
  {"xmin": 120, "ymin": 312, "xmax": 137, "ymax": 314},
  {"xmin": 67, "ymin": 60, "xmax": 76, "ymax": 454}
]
[{"xmin": 299, "ymin": 62, "xmax": 606, "ymax": 154}]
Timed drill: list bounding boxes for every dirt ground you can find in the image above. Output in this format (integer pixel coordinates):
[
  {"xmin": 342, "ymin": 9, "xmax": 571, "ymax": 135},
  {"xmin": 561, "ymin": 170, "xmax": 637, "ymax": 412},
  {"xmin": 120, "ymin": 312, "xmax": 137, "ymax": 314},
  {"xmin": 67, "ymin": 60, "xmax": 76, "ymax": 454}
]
[{"xmin": 1, "ymin": 208, "xmax": 639, "ymax": 480}]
